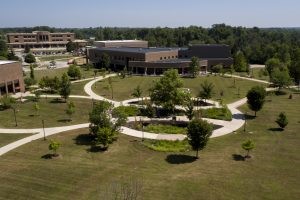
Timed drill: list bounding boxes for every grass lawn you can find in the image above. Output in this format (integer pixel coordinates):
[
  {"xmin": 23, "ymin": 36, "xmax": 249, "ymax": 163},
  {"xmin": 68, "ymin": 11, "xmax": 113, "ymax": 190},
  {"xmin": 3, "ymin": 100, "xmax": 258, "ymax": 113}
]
[
  {"xmin": 0, "ymin": 98, "xmax": 92, "ymax": 128},
  {"xmin": 0, "ymin": 133, "xmax": 33, "ymax": 147},
  {"xmin": 70, "ymin": 80, "xmax": 90, "ymax": 96},
  {"xmin": 0, "ymin": 91, "xmax": 299, "ymax": 199},
  {"xmin": 26, "ymin": 67, "xmax": 97, "ymax": 82},
  {"xmin": 92, "ymin": 75, "xmax": 267, "ymax": 103},
  {"xmin": 37, "ymin": 55, "xmax": 74, "ymax": 62}
]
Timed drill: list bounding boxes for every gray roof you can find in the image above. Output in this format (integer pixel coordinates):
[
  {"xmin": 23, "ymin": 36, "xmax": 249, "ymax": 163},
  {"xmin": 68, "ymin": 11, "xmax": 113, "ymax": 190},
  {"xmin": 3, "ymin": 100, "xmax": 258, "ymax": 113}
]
[{"xmin": 94, "ymin": 47, "xmax": 180, "ymax": 54}]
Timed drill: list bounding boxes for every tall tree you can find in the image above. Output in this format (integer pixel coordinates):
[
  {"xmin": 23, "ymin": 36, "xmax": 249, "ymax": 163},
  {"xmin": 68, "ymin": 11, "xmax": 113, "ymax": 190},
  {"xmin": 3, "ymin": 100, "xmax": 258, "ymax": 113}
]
[
  {"xmin": 187, "ymin": 118, "xmax": 213, "ymax": 158},
  {"xmin": 149, "ymin": 69, "xmax": 186, "ymax": 114},
  {"xmin": 102, "ymin": 53, "xmax": 111, "ymax": 70},
  {"xmin": 271, "ymin": 67, "xmax": 291, "ymax": 90},
  {"xmin": 246, "ymin": 86, "xmax": 266, "ymax": 117},
  {"xmin": 189, "ymin": 56, "xmax": 199, "ymax": 78},
  {"xmin": 24, "ymin": 53, "xmax": 36, "ymax": 63},
  {"xmin": 234, "ymin": 51, "xmax": 248, "ymax": 72},
  {"xmin": 66, "ymin": 41, "xmax": 76, "ymax": 52},
  {"xmin": 59, "ymin": 73, "xmax": 71, "ymax": 102}
]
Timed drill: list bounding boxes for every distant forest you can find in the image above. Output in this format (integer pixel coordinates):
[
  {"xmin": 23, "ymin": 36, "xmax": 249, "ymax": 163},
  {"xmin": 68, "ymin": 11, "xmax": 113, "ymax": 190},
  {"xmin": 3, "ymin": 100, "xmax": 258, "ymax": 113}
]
[{"xmin": 1, "ymin": 24, "xmax": 300, "ymax": 65}]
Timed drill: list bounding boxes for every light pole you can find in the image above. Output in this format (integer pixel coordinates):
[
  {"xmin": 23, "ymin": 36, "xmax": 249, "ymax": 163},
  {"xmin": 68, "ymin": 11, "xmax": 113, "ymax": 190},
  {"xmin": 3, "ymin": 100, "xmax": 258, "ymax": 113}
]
[{"xmin": 42, "ymin": 119, "xmax": 46, "ymax": 140}]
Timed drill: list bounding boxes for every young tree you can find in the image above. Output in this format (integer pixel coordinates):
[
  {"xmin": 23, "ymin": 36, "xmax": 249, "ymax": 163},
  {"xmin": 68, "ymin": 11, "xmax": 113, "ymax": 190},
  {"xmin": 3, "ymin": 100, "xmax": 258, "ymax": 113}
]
[
  {"xmin": 7, "ymin": 49, "xmax": 19, "ymax": 61},
  {"xmin": 275, "ymin": 112, "xmax": 288, "ymax": 130},
  {"xmin": 30, "ymin": 64, "xmax": 35, "ymax": 80},
  {"xmin": 107, "ymin": 77, "xmax": 114, "ymax": 99},
  {"xmin": 187, "ymin": 118, "xmax": 213, "ymax": 158},
  {"xmin": 234, "ymin": 51, "xmax": 248, "ymax": 72},
  {"xmin": 59, "ymin": 73, "xmax": 71, "ymax": 102},
  {"xmin": 48, "ymin": 140, "xmax": 61, "ymax": 157},
  {"xmin": 241, "ymin": 139, "xmax": 255, "ymax": 159},
  {"xmin": 149, "ymin": 69, "xmax": 186, "ymax": 114},
  {"xmin": 34, "ymin": 102, "xmax": 40, "ymax": 116},
  {"xmin": 89, "ymin": 101, "xmax": 127, "ymax": 150},
  {"xmin": 131, "ymin": 85, "xmax": 143, "ymax": 103},
  {"xmin": 199, "ymin": 80, "xmax": 214, "ymax": 102},
  {"xmin": 189, "ymin": 56, "xmax": 199, "ymax": 78},
  {"xmin": 102, "ymin": 53, "xmax": 111, "ymax": 70},
  {"xmin": 246, "ymin": 86, "xmax": 266, "ymax": 117},
  {"xmin": 34, "ymin": 90, "xmax": 41, "ymax": 102},
  {"xmin": 66, "ymin": 101, "xmax": 75, "ymax": 121},
  {"xmin": 24, "ymin": 53, "xmax": 36, "ymax": 63},
  {"xmin": 67, "ymin": 65, "xmax": 82, "ymax": 80},
  {"xmin": 185, "ymin": 98, "xmax": 194, "ymax": 120}
]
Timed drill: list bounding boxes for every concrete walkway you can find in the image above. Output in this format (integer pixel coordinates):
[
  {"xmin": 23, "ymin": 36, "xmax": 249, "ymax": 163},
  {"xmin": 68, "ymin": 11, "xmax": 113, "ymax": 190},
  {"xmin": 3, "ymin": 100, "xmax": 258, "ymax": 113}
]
[
  {"xmin": 0, "ymin": 123, "xmax": 89, "ymax": 156},
  {"xmin": 0, "ymin": 74, "xmax": 252, "ymax": 156},
  {"xmin": 224, "ymin": 74, "xmax": 270, "ymax": 84}
]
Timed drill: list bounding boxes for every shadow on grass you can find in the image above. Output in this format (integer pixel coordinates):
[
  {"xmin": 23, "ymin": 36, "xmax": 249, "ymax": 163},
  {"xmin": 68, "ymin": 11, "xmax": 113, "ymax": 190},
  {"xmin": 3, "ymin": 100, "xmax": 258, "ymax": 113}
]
[
  {"xmin": 244, "ymin": 114, "xmax": 256, "ymax": 120},
  {"xmin": 57, "ymin": 119, "xmax": 71, "ymax": 123},
  {"xmin": 165, "ymin": 154, "xmax": 197, "ymax": 164},
  {"xmin": 74, "ymin": 134, "xmax": 94, "ymax": 146},
  {"xmin": 50, "ymin": 98, "xmax": 65, "ymax": 104},
  {"xmin": 41, "ymin": 153, "xmax": 56, "ymax": 159},
  {"xmin": 268, "ymin": 127, "xmax": 284, "ymax": 132},
  {"xmin": 232, "ymin": 154, "xmax": 245, "ymax": 161},
  {"xmin": 88, "ymin": 145, "xmax": 107, "ymax": 153}
]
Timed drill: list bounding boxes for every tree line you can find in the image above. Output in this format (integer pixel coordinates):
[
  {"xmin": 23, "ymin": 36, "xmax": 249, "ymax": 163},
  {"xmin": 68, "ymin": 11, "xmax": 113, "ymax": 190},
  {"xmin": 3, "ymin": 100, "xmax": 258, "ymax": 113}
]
[{"xmin": 1, "ymin": 24, "xmax": 299, "ymax": 83}]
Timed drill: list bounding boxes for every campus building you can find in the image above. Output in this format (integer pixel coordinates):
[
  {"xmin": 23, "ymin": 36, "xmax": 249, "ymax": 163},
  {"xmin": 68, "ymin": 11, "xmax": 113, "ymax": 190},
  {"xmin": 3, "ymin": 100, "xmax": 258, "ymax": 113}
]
[
  {"xmin": 6, "ymin": 31, "xmax": 86, "ymax": 54},
  {"xmin": 0, "ymin": 61, "xmax": 25, "ymax": 96},
  {"xmin": 87, "ymin": 40, "xmax": 233, "ymax": 75}
]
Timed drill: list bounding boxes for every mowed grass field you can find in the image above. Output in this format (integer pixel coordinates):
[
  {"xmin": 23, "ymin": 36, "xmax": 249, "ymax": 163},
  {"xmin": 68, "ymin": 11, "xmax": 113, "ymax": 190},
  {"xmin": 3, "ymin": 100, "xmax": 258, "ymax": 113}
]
[
  {"xmin": 234, "ymin": 68, "xmax": 270, "ymax": 81},
  {"xmin": 92, "ymin": 75, "xmax": 268, "ymax": 103},
  {"xmin": 0, "ymin": 91, "xmax": 299, "ymax": 200},
  {"xmin": 0, "ymin": 98, "xmax": 92, "ymax": 128},
  {"xmin": 26, "ymin": 67, "xmax": 96, "ymax": 81}
]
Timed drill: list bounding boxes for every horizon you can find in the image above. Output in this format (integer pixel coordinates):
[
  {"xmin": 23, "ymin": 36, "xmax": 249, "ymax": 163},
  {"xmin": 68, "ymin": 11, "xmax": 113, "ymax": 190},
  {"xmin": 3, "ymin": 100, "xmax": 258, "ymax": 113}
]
[{"xmin": 1, "ymin": 0, "xmax": 300, "ymax": 28}]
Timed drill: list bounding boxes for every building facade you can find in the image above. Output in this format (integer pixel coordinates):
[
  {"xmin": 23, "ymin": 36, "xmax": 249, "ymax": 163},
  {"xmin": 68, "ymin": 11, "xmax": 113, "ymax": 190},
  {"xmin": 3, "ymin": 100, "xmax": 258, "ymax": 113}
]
[
  {"xmin": 0, "ymin": 61, "xmax": 25, "ymax": 96},
  {"xmin": 87, "ymin": 40, "xmax": 233, "ymax": 75},
  {"xmin": 7, "ymin": 31, "xmax": 75, "ymax": 54}
]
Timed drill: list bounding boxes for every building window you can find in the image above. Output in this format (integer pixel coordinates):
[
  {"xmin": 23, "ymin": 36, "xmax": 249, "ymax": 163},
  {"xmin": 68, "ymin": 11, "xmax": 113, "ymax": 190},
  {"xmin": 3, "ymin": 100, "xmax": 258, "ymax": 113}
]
[
  {"xmin": 160, "ymin": 57, "xmax": 162, "ymax": 60},
  {"xmin": 164, "ymin": 57, "xmax": 166, "ymax": 59},
  {"xmin": 14, "ymin": 36, "xmax": 18, "ymax": 38}
]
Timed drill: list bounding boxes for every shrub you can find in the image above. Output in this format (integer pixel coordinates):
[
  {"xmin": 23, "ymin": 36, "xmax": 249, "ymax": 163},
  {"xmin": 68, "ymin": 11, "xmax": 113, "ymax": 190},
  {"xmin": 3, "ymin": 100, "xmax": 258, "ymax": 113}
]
[
  {"xmin": 49, "ymin": 140, "xmax": 61, "ymax": 157},
  {"xmin": 144, "ymin": 124, "xmax": 187, "ymax": 135},
  {"xmin": 0, "ymin": 95, "xmax": 16, "ymax": 109},
  {"xmin": 275, "ymin": 112, "xmax": 288, "ymax": 129}
]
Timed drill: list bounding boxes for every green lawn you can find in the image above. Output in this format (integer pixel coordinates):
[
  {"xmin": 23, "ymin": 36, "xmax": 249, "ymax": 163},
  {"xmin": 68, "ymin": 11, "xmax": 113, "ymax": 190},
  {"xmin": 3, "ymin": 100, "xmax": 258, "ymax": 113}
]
[
  {"xmin": 0, "ymin": 133, "xmax": 33, "ymax": 147},
  {"xmin": 70, "ymin": 80, "xmax": 90, "ymax": 96},
  {"xmin": 144, "ymin": 124, "xmax": 187, "ymax": 135},
  {"xmin": 0, "ymin": 91, "xmax": 299, "ymax": 199},
  {"xmin": 37, "ymin": 55, "xmax": 74, "ymax": 62},
  {"xmin": 92, "ymin": 75, "xmax": 267, "ymax": 103},
  {"xmin": 0, "ymin": 98, "xmax": 92, "ymax": 128},
  {"xmin": 26, "ymin": 67, "xmax": 97, "ymax": 82}
]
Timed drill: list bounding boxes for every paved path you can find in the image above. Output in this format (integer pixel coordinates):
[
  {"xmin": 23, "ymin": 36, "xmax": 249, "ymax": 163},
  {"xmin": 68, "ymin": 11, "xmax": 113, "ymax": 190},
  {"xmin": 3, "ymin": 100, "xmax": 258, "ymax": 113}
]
[
  {"xmin": 224, "ymin": 74, "xmax": 270, "ymax": 84},
  {"xmin": 0, "ymin": 124, "xmax": 89, "ymax": 156},
  {"xmin": 0, "ymin": 74, "xmax": 254, "ymax": 156},
  {"xmin": 84, "ymin": 73, "xmax": 121, "ymax": 106}
]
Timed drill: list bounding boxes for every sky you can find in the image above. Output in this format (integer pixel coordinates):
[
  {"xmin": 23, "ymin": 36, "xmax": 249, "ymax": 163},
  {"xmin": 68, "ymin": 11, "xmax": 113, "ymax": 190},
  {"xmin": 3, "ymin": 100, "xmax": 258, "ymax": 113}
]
[{"xmin": 0, "ymin": 0, "xmax": 299, "ymax": 28}]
